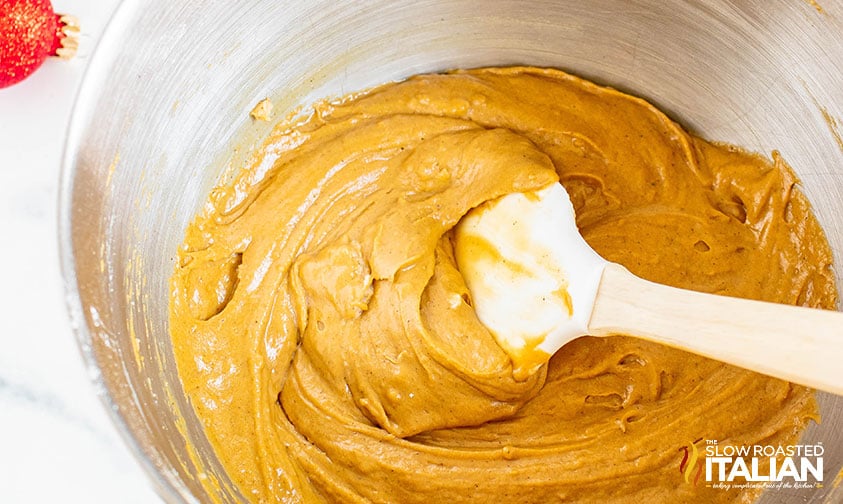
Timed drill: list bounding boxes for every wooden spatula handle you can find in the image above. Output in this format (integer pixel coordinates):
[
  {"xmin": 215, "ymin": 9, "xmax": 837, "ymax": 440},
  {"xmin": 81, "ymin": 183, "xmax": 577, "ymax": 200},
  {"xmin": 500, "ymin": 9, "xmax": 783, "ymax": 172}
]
[{"xmin": 588, "ymin": 263, "xmax": 843, "ymax": 395}]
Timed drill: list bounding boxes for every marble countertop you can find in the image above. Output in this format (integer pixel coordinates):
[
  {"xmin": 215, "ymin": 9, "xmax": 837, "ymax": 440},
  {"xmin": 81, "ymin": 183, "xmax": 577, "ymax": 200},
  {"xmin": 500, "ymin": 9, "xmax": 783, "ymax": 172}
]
[{"xmin": 0, "ymin": 1, "xmax": 159, "ymax": 501}]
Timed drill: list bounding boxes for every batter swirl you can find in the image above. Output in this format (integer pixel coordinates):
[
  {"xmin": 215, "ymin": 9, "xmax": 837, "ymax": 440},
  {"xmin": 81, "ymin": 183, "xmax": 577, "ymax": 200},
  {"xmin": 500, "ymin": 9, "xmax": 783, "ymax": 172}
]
[{"xmin": 170, "ymin": 67, "xmax": 838, "ymax": 503}]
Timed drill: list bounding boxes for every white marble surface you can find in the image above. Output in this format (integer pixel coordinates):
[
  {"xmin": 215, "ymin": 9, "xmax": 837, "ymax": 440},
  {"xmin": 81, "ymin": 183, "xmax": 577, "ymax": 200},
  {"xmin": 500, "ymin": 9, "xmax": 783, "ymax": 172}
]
[{"xmin": 0, "ymin": 1, "xmax": 160, "ymax": 501}]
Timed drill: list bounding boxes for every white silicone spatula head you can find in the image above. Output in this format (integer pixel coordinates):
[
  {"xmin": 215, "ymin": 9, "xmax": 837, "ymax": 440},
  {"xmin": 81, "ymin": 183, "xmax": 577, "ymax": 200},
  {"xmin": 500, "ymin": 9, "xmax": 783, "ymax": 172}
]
[
  {"xmin": 454, "ymin": 183, "xmax": 607, "ymax": 376},
  {"xmin": 454, "ymin": 182, "xmax": 843, "ymax": 394}
]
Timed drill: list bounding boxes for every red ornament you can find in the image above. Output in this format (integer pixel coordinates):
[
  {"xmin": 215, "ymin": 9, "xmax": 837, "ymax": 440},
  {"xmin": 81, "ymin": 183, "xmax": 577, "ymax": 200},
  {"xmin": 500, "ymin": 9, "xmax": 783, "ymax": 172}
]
[{"xmin": 0, "ymin": 0, "xmax": 78, "ymax": 88}]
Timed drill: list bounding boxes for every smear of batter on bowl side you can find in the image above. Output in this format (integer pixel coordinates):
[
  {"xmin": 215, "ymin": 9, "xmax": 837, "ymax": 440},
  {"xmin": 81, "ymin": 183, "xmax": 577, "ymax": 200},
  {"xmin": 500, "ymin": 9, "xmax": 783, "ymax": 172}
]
[
  {"xmin": 803, "ymin": 0, "xmax": 825, "ymax": 15},
  {"xmin": 169, "ymin": 66, "xmax": 838, "ymax": 503},
  {"xmin": 819, "ymin": 107, "xmax": 843, "ymax": 154}
]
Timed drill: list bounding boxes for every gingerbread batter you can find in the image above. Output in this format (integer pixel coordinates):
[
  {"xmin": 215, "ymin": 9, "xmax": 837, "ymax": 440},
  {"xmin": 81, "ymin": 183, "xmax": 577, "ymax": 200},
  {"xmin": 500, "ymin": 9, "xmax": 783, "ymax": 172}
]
[{"xmin": 169, "ymin": 67, "xmax": 838, "ymax": 503}]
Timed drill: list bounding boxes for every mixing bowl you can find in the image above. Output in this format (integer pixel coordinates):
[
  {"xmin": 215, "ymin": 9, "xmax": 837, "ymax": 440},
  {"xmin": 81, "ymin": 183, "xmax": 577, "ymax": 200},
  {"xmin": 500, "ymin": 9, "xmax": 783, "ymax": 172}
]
[{"xmin": 60, "ymin": 0, "xmax": 843, "ymax": 502}]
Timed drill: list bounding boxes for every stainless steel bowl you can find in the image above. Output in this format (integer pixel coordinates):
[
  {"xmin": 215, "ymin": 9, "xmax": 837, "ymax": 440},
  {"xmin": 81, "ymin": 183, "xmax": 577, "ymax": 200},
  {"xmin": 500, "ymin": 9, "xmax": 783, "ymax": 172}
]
[{"xmin": 60, "ymin": 1, "xmax": 843, "ymax": 502}]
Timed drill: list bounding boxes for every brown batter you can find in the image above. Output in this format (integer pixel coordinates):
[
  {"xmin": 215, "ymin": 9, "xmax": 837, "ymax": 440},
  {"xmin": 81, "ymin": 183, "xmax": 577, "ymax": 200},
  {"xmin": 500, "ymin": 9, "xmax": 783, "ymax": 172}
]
[{"xmin": 169, "ymin": 67, "xmax": 838, "ymax": 503}]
